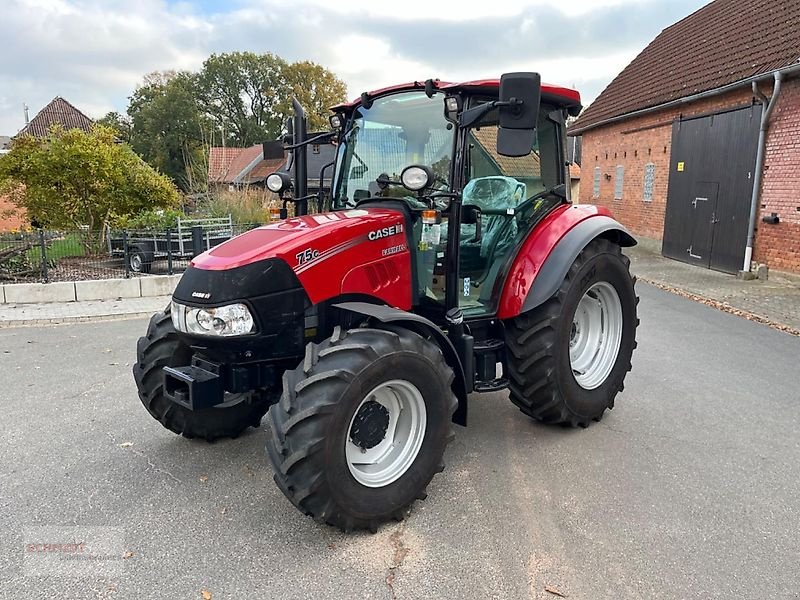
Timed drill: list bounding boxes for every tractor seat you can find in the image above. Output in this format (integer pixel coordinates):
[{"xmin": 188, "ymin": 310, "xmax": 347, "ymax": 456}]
[{"xmin": 461, "ymin": 176, "xmax": 525, "ymax": 259}]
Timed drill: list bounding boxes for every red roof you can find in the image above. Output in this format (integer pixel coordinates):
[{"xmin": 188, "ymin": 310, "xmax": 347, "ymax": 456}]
[
  {"xmin": 18, "ymin": 97, "xmax": 93, "ymax": 137},
  {"xmin": 208, "ymin": 145, "xmax": 286, "ymax": 184},
  {"xmin": 331, "ymin": 79, "xmax": 581, "ymax": 110},
  {"xmin": 208, "ymin": 147, "xmax": 243, "ymax": 183},
  {"xmin": 572, "ymin": 0, "xmax": 800, "ymax": 133}
]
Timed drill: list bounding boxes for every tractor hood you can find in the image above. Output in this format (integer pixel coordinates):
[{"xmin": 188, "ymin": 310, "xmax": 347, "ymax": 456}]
[{"xmin": 185, "ymin": 207, "xmax": 413, "ymax": 309}]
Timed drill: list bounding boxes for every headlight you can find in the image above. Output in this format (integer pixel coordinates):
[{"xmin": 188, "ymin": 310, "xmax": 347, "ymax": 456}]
[
  {"xmin": 400, "ymin": 165, "xmax": 433, "ymax": 191},
  {"xmin": 266, "ymin": 171, "xmax": 291, "ymax": 194},
  {"xmin": 171, "ymin": 301, "xmax": 255, "ymax": 337}
]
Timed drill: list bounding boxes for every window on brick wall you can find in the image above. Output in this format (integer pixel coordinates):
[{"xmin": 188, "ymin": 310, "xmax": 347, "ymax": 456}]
[
  {"xmin": 614, "ymin": 165, "xmax": 624, "ymax": 200},
  {"xmin": 593, "ymin": 167, "xmax": 601, "ymax": 197},
  {"xmin": 643, "ymin": 163, "xmax": 655, "ymax": 202}
]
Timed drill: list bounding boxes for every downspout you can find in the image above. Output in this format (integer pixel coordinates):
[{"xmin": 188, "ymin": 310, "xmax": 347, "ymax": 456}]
[{"xmin": 743, "ymin": 71, "xmax": 782, "ymax": 272}]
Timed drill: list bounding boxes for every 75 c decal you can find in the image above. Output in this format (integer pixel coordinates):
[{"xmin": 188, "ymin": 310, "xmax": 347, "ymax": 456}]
[{"xmin": 296, "ymin": 248, "xmax": 320, "ymax": 266}]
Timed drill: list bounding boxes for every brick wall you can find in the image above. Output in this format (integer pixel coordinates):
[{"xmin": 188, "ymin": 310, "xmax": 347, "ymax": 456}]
[
  {"xmin": 755, "ymin": 77, "xmax": 800, "ymax": 271},
  {"xmin": 578, "ymin": 78, "xmax": 800, "ymax": 273}
]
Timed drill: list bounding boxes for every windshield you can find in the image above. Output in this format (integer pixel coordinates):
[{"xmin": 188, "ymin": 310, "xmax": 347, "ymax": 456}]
[{"xmin": 332, "ymin": 91, "xmax": 454, "ymax": 208}]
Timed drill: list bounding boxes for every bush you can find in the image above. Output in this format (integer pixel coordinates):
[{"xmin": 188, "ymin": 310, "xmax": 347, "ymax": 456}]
[
  {"xmin": 199, "ymin": 188, "xmax": 281, "ymax": 224},
  {"xmin": 113, "ymin": 208, "xmax": 183, "ymax": 230}
]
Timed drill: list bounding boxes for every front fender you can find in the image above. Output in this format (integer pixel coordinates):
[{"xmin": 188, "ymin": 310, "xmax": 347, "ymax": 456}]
[
  {"xmin": 497, "ymin": 205, "xmax": 636, "ymax": 319},
  {"xmin": 333, "ymin": 302, "xmax": 468, "ymax": 426}
]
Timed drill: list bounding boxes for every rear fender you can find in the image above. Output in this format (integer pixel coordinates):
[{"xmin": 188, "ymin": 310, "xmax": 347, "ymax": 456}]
[
  {"xmin": 333, "ymin": 302, "xmax": 468, "ymax": 426},
  {"xmin": 497, "ymin": 207, "xmax": 636, "ymax": 319}
]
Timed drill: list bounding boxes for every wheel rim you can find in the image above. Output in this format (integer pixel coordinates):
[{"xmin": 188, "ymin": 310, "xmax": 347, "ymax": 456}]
[
  {"xmin": 130, "ymin": 254, "xmax": 142, "ymax": 272},
  {"xmin": 569, "ymin": 281, "xmax": 623, "ymax": 390},
  {"xmin": 346, "ymin": 379, "xmax": 427, "ymax": 488}
]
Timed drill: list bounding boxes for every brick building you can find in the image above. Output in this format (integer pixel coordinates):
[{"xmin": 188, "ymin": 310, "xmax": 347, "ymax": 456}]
[{"xmin": 570, "ymin": 0, "xmax": 800, "ymax": 274}]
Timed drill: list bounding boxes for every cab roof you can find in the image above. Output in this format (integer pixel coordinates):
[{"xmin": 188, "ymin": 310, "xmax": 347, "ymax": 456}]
[{"xmin": 331, "ymin": 79, "xmax": 581, "ymax": 111}]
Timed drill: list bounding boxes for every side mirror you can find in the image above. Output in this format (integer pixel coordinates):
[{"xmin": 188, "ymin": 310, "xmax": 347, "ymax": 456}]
[
  {"xmin": 262, "ymin": 140, "xmax": 285, "ymax": 160},
  {"xmin": 497, "ymin": 72, "xmax": 541, "ymax": 157}
]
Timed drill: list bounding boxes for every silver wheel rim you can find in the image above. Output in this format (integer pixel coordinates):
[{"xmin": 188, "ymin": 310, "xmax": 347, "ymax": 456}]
[
  {"xmin": 346, "ymin": 379, "xmax": 427, "ymax": 488},
  {"xmin": 569, "ymin": 281, "xmax": 623, "ymax": 390},
  {"xmin": 130, "ymin": 254, "xmax": 142, "ymax": 272}
]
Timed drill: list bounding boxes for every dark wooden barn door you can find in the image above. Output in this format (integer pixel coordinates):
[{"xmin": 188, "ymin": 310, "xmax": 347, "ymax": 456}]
[{"xmin": 662, "ymin": 105, "xmax": 761, "ymax": 273}]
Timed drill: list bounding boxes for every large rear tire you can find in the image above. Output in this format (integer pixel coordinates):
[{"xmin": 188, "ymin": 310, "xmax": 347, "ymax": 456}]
[
  {"xmin": 133, "ymin": 309, "xmax": 271, "ymax": 441},
  {"xmin": 506, "ymin": 238, "xmax": 638, "ymax": 427},
  {"xmin": 266, "ymin": 326, "xmax": 458, "ymax": 532}
]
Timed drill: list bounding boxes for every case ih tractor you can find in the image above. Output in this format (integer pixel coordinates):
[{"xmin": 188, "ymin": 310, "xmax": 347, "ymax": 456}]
[{"xmin": 134, "ymin": 73, "xmax": 638, "ymax": 532}]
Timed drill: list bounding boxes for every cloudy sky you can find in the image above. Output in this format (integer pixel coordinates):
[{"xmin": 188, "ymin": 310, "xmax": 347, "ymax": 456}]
[{"xmin": 0, "ymin": 0, "xmax": 709, "ymax": 135}]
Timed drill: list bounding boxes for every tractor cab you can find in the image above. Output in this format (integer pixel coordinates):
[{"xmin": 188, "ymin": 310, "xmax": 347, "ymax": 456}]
[{"xmin": 325, "ymin": 79, "xmax": 573, "ymax": 319}]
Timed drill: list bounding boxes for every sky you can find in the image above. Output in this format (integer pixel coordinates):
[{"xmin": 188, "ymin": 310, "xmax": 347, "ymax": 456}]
[{"xmin": 0, "ymin": 0, "xmax": 710, "ymax": 135}]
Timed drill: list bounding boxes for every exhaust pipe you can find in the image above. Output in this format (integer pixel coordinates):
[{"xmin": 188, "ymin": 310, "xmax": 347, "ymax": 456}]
[{"xmin": 292, "ymin": 97, "xmax": 309, "ymax": 216}]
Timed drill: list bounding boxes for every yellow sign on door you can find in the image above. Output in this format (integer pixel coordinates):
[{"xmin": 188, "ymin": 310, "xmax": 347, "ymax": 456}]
[{"xmin": 677, "ymin": 161, "xmax": 685, "ymax": 172}]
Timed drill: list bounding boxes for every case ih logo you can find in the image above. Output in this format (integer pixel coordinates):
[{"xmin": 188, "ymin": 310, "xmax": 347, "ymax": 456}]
[{"xmin": 368, "ymin": 224, "xmax": 404, "ymax": 241}]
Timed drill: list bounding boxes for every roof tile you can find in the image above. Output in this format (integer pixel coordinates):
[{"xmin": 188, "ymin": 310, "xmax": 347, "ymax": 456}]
[
  {"xmin": 18, "ymin": 97, "xmax": 94, "ymax": 137},
  {"xmin": 572, "ymin": 0, "xmax": 800, "ymax": 132}
]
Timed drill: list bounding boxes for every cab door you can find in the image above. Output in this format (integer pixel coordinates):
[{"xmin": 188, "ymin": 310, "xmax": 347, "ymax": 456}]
[{"xmin": 457, "ymin": 107, "xmax": 564, "ymax": 316}]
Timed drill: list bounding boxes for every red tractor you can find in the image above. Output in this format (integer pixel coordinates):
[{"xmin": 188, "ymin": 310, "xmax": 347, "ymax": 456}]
[{"xmin": 134, "ymin": 73, "xmax": 638, "ymax": 532}]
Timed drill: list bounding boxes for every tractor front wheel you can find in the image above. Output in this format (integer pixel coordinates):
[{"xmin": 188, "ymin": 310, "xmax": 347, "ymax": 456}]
[
  {"xmin": 266, "ymin": 326, "xmax": 458, "ymax": 532},
  {"xmin": 133, "ymin": 309, "xmax": 271, "ymax": 441},
  {"xmin": 506, "ymin": 238, "xmax": 638, "ymax": 427}
]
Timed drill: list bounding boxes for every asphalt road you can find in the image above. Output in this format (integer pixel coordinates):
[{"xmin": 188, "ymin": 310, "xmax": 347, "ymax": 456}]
[{"xmin": 1, "ymin": 284, "xmax": 799, "ymax": 599}]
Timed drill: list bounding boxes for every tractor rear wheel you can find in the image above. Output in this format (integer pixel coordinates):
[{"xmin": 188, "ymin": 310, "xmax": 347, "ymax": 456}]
[
  {"xmin": 506, "ymin": 238, "xmax": 637, "ymax": 427},
  {"xmin": 133, "ymin": 308, "xmax": 271, "ymax": 441},
  {"xmin": 266, "ymin": 326, "xmax": 458, "ymax": 532}
]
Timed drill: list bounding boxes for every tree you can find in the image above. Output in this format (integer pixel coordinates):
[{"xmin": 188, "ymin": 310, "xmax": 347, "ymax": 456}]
[
  {"xmin": 280, "ymin": 61, "xmax": 348, "ymax": 131},
  {"xmin": 0, "ymin": 126, "xmax": 179, "ymax": 248},
  {"xmin": 96, "ymin": 111, "xmax": 133, "ymax": 143},
  {"xmin": 196, "ymin": 52, "xmax": 288, "ymax": 147},
  {"xmin": 127, "ymin": 72, "xmax": 210, "ymax": 192}
]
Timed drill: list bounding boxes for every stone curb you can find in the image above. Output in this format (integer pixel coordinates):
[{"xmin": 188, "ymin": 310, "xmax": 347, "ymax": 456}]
[
  {"xmin": 0, "ymin": 312, "xmax": 157, "ymax": 329},
  {"xmin": 0, "ymin": 275, "xmax": 182, "ymax": 305}
]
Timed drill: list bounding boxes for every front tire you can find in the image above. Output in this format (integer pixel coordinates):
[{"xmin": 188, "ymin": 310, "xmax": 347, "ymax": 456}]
[
  {"xmin": 506, "ymin": 238, "xmax": 638, "ymax": 427},
  {"xmin": 266, "ymin": 326, "xmax": 458, "ymax": 532},
  {"xmin": 133, "ymin": 309, "xmax": 271, "ymax": 441}
]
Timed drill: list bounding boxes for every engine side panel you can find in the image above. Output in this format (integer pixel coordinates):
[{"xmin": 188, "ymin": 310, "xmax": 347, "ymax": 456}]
[
  {"xmin": 191, "ymin": 208, "xmax": 413, "ymax": 309},
  {"xmin": 496, "ymin": 204, "xmax": 634, "ymax": 319}
]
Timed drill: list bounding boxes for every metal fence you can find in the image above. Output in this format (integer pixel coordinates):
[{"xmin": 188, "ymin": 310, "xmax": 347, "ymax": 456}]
[{"xmin": 0, "ymin": 223, "xmax": 262, "ymax": 284}]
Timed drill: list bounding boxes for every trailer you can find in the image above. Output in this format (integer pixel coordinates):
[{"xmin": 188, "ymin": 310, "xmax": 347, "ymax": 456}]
[{"xmin": 109, "ymin": 216, "xmax": 234, "ymax": 273}]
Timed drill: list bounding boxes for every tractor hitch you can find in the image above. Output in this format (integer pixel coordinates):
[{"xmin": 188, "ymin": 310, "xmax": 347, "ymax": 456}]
[{"xmin": 163, "ymin": 357, "xmax": 224, "ymax": 411}]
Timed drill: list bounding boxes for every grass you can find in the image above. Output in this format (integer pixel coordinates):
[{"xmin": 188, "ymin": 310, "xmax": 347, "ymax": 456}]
[{"xmin": 26, "ymin": 233, "xmax": 86, "ymax": 263}]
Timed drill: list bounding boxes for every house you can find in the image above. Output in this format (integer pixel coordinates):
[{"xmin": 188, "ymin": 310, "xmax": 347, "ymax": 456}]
[
  {"xmin": 208, "ymin": 144, "xmax": 294, "ymax": 191},
  {"xmin": 18, "ymin": 97, "xmax": 94, "ymax": 137},
  {"xmin": 1, "ymin": 97, "xmax": 96, "ymax": 231},
  {"xmin": 569, "ymin": 163, "xmax": 581, "ymax": 203},
  {"xmin": 570, "ymin": 0, "xmax": 800, "ymax": 274},
  {"xmin": 208, "ymin": 137, "xmax": 336, "ymax": 201}
]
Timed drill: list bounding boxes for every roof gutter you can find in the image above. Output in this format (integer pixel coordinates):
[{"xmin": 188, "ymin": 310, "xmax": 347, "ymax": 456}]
[
  {"xmin": 743, "ymin": 71, "xmax": 783, "ymax": 273},
  {"xmin": 569, "ymin": 61, "xmax": 800, "ymax": 136}
]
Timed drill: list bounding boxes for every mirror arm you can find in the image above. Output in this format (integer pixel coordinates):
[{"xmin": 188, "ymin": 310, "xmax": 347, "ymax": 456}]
[{"xmin": 282, "ymin": 131, "xmax": 336, "ymax": 150}]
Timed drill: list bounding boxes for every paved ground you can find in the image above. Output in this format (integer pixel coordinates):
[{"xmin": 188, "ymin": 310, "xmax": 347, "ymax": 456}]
[
  {"xmin": 627, "ymin": 237, "xmax": 800, "ymax": 331},
  {"xmin": 1, "ymin": 283, "xmax": 799, "ymax": 599}
]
